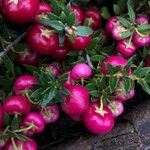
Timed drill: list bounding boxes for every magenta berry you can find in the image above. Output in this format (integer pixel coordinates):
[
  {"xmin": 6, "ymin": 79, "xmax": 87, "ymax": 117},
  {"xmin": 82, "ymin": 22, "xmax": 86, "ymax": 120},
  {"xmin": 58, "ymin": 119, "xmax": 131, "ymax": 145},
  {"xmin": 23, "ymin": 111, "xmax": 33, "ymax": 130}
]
[
  {"xmin": 5, "ymin": 138, "xmax": 37, "ymax": 150},
  {"xmin": 71, "ymin": 63, "xmax": 92, "ymax": 80},
  {"xmin": 101, "ymin": 55, "xmax": 127, "ymax": 74},
  {"xmin": 34, "ymin": 2, "xmax": 53, "ymax": 23},
  {"xmin": 3, "ymin": 96, "xmax": 31, "ymax": 115},
  {"xmin": 112, "ymin": 25, "xmax": 126, "ymax": 40},
  {"xmin": 71, "ymin": 4, "xmax": 84, "ymax": 25},
  {"xmin": 132, "ymin": 33, "xmax": 150, "ymax": 48},
  {"xmin": 16, "ymin": 49, "xmax": 39, "ymax": 65},
  {"xmin": 116, "ymin": 39, "xmax": 137, "ymax": 57},
  {"xmin": 40, "ymin": 105, "xmax": 60, "ymax": 124},
  {"xmin": 105, "ymin": 16, "xmax": 118, "ymax": 34},
  {"xmin": 1, "ymin": 0, "xmax": 39, "ymax": 23},
  {"xmin": 62, "ymin": 85, "xmax": 90, "ymax": 116},
  {"xmin": 135, "ymin": 16, "xmax": 149, "ymax": 25},
  {"xmin": 13, "ymin": 75, "xmax": 38, "ymax": 95},
  {"xmin": 84, "ymin": 7, "xmax": 102, "ymax": 30},
  {"xmin": 0, "ymin": 104, "xmax": 3, "ymax": 127},
  {"xmin": 23, "ymin": 112, "xmax": 45, "ymax": 135},
  {"xmin": 108, "ymin": 100, "xmax": 124, "ymax": 117},
  {"xmin": 83, "ymin": 102, "xmax": 115, "ymax": 134},
  {"xmin": 27, "ymin": 24, "xmax": 59, "ymax": 55},
  {"xmin": 65, "ymin": 35, "xmax": 91, "ymax": 51},
  {"xmin": 46, "ymin": 63, "xmax": 60, "ymax": 77},
  {"xmin": 114, "ymin": 81, "xmax": 135, "ymax": 102}
]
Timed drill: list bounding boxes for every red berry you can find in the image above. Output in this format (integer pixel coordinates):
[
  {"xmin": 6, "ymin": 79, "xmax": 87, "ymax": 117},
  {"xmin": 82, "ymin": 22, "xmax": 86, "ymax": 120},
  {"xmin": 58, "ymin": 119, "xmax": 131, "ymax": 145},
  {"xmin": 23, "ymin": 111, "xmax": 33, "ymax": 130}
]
[
  {"xmin": 135, "ymin": 16, "xmax": 149, "ymax": 25},
  {"xmin": 51, "ymin": 45, "xmax": 69, "ymax": 60},
  {"xmin": 0, "ymin": 104, "xmax": 3, "ymax": 127},
  {"xmin": 46, "ymin": 63, "xmax": 60, "ymax": 77},
  {"xmin": 105, "ymin": 16, "xmax": 118, "ymax": 34},
  {"xmin": 132, "ymin": 33, "xmax": 150, "ymax": 48},
  {"xmin": 145, "ymin": 55, "xmax": 150, "ymax": 67},
  {"xmin": 116, "ymin": 39, "xmax": 137, "ymax": 57},
  {"xmin": 84, "ymin": 7, "xmax": 102, "ymax": 30},
  {"xmin": 62, "ymin": 85, "xmax": 90, "ymax": 116},
  {"xmin": 3, "ymin": 96, "xmax": 32, "ymax": 115},
  {"xmin": 39, "ymin": 105, "xmax": 60, "ymax": 124},
  {"xmin": 65, "ymin": 35, "xmax": 91, "ymax": 51},
  {"xmin": 5, "ymin": 138, "xmax": 37, "ymax": 150},
  {"xmin": 101, "ymin": 55, "xmax": 127, "ymax": 74},
  {"xmin": 23, "ymin": 112, "xmax": 45, "ymax": 135},
  {"xmin": 83, "ymin": 102, "xmax": 115, "ymax": 134},
  {"xmin": 108, "ymin": 100, "xmax": 124, "ymax": 117},
  {"xmin": 34, "ymin": 2, "xmax": 53, "ymax": 23},
  {"xmin": 16, "ymin": 49, "xmax": 39, "ymax": 65},
  {"xmin": 13, "ymin": 75, "xmax": 38, "ymax": 95},
  {"xmin": 27, "ymin": 24, "xmax": 59, "ymax": 55},
  {"xmin": 2, "ymin": 0, "xmax": 39, "ymax": 23},
  {"xmin": 71, "ymin": 4, "xmax": 84, "ymax": 25},
  {"xmin": 71, "ymin": 63, "xmax": 92, "ymax": 80}
]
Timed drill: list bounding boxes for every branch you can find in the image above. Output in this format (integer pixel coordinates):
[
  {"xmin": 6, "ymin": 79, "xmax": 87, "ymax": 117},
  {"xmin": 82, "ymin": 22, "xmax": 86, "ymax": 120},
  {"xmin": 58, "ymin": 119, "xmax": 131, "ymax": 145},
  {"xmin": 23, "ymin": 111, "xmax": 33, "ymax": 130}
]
[{"xmin": 0, "ymin": 32, "xmax": 26, "ymax": 58}]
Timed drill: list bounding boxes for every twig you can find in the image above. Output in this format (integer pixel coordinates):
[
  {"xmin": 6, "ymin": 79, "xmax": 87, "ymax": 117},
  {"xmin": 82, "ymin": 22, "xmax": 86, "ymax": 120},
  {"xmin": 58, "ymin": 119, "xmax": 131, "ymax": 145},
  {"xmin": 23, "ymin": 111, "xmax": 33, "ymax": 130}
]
[
  {"xmin": 86, "ymin": 54, "xmax": 94, "ymax": 68},
  {"xmin": 0, "ymin": 32, "xmax": 26, "ymax": 58}
]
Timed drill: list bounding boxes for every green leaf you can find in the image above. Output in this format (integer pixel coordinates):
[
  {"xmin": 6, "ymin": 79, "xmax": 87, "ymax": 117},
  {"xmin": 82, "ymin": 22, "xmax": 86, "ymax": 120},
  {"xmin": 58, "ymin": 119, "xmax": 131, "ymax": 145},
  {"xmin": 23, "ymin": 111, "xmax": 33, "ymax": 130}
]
[
  {"xmin": 90, "ymin": 90, "xmax": 100, "ymax": 97},
  {"xmin": 47, "ymin": 13, "xmax": 60, "ymax": 21},
  {"xmin": 59, "ymin": 32, "xmax": 65, "ymax": 44},
  {"xmin": 76, "ymin": 26, "xmax": 93, "ymax": 36},
  {"xmin": 139, "ymin": 81, "xmax": 150, "ymax": 95},
  {"xmin": 113, "ymin": 4, "xmax": 121, "ymax": 15},
  {"xmin": 60, "ymin": 87, "xmax": 70, "ymax": 96},
  {"xmin": 86, "ymin": 83, "xmax": 96, "ymax": 91},
  {"xmin": 23, "ymin": 65, "xmax": 38, "ymax": 73},
  {"xmin": 3, "ymin": 55, "xmax": 14, "ymax": 74},
  {"xmin": 31, "ymin": 88, "xmax": 44, "ymax": 98},
  {"xmin": 58, "ymin": 74, "xmax": 68, "ymax": 84},
  {"xmin": 127, "ymin": 0, "xmax": 135, "ymax": 21},
  {"xmin": 124, "ymin": 55, "xmax": 135, "ymax": 70},
  {"xmin": 137, "ymin": 24, "xmax": 150, "ymax": 31},
  {"xmin": 134, "ymin": 61, "xmax": 144, "ymax": 76},
  {"xmin": 14, "ymin": 43, "xmax": 27, "ymax": 54},
  {"xmin": 15, "ymin": 134, "xmax": 29, "ymax": 141},
  {"xmin": 67, "ymin": 13, "xmax": 76, "ymax": 27},
  {"xmin": 11, "ymin": 115, "xmax": 19, "ymax": 130},
  {"xmin": 91, "ymin": 55, "xmax": 105, "ymax": 62},
  {"xmin": 118, "ymin": 17, "xmax": 132, "ymax": 28},
  {"xmin": 63, "ymin": 2, "xmax": 71, "ymax": 16},
  {"xmin": 0, "ymin": 134, "xmax": 10, "ymax": 141},
  {"xmin": 4, "ymin": 113, "xmax": 11, "ymax": 126},
  {"xmin": 41, "ymin": 88, "xmax": 57, "ymax": 106},
  {"xmin": 42, "ymin": 20, "xmax": 65, "ymax": 32},
  {"xmin": 107, "ymin": 64, "xmax": 120, "ymax": 75},
  {"xmin": 134, "ymin": 67, "xmax": 150, "ymax": 78},
  {"xmin": 51, "ymin": 0, "xmax": 61, "ymax": 15},
  {"xmin": 121, "ymin": 30, "xmax": 132, "ymax": 39},
  {"xmin": 101, "ymin": 7, "xmax": 111, "ymax": 20},
  {"xmin": 109, "ymin": 77, "xmax": 119, "ymax": 92},
  {"xmin": 123, "ymin": 78, "xmax": 134, "ymax": 94}
]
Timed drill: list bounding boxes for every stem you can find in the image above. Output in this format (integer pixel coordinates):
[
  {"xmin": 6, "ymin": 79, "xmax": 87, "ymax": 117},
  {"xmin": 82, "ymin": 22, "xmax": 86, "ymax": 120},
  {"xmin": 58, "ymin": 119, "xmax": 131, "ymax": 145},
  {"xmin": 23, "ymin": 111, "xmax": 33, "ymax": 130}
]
[
  {"xmin": 100, "ymin": 96, "xmax": 103, "ymax": 111},
  {"xmin": 0, "ymin": 32, "xmax": 26, "ymax": 58},
  {"xmin": 25, "ymin": 92, "xmax": 39, "ymax": 105},
  {"xmin": 86, "ymin": 54, "xmax": 94, "ymax": 69},
  {"xmin": 81, "ymin": 78, "xmax": 84, "ymax": 86},
  {"xmin": 135, "ymin": 28, "xmax": 145, "ymax": 37},
  {"xmin": 11, "ymin": 138, "xmax": 18, "ymax": 150},
  {"xmin": 14, "ymin": 124, "xmax": 34, "ymax": 133}
]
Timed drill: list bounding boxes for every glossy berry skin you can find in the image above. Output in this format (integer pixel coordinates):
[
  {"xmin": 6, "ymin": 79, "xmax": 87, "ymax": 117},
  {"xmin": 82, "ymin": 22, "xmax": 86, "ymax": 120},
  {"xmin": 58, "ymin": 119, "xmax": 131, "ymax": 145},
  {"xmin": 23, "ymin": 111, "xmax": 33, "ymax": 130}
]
[
  {"xmin": 105, "ymin": 16, "xmax": 118, "ymax": 34},
  {"xmin": 51, "ymin": 45, "xmax": 69, "ymax": 60},
  {"xmin": 3, "ymin": 96, "xmax": 31, "ymax": 115},
  {"xmin": 84, "ymin": 8, "xmax": 102, "ymax": 30},
  {"xmin": 27, "ymin": 24, "xmax": 59, "ymax": 55},
  {"xmin": 46, "ymin": 63, "xmax": 59, "ymax": 77},
  {"xmin": 114, "ymin": 81, "xmax": 135, "ymax": 102},
  {"xmin": 16, "ymin": 49, "xmax": 39, "ymax": 65},
  {"xmin": 112, "ymin": 25, "xmax": 126, "ymax": 41},
  {"xmin": 135, "ymin": 16, "xmax": 149, "ymax": 25},
  {"xmin": 13, "ymin": 75, "xmax": 38, "ymax": 95},
  {"xmin": 71, "ymin": 4, "xmax": 84, "ymax": 25},
  {"xmin": 71, "ymin": 63, "xmax": 92, "ymax": 80},
  {"xmin": 0, "ymin": 104, "xmax": 3, "ymax": 127},
  {"xmin": 101, "ymin": 55, "xmax": 127, "ymax": 74},
  {"xmin": 2, "ymin": 0, "xmax": 39, "ymax": 23},
  {"xmin": 132, "ymin": 33, "xmax": 150, "ymax": 48},
  {"xmin": 116, "ymin": 39, "xmax": 137, "ymax": 57},
  {"xmin": 34, "ymin": 2, "xmax": 53, "ymax": 23},
  {"xmin": 40, "ymin": 105, "xmax": 60, "ymax": 124},
  {"xmin": 65, "ymin": 35, "xmax": 91, "ymax": 51},
  {"xmin": 23, "ymin": 112, "xmax": 45, "ymax": 135},
  {"xmin": 83, "ymin": 102, "xmax": 115, "ymax": 134},
  {"xmin": 5, "ymin": 139, "xmax": 37, "ymax": 150},
  {"xmin": 62, "ymin": 85, "xmax": 90, "ymax": 116},
  {"xmin": 108, "ymin": 100, "xmax": 124, "ymax": 117},
  {"xmin": 145, "ymin": 56, "xmax": 150, "ymax": 67}
]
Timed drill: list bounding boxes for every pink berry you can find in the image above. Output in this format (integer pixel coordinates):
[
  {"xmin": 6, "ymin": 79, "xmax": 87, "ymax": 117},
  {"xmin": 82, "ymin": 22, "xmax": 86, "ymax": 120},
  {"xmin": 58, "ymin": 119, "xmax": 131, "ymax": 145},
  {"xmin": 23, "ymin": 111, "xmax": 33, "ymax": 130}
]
[{"xmin": 135, "ymin": 16, "xmax": 149, "ymax": 25}]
